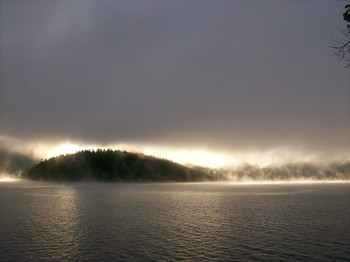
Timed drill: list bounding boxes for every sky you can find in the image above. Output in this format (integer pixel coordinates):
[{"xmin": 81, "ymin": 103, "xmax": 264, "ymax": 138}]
[{"xmin": 1, "ymin": 0, "xmax": 349, "ymax": 167}]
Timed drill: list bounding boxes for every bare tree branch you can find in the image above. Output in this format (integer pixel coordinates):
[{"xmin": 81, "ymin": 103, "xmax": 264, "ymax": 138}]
[
  {"xmin": 331, "ymin": 2, "xmax": 350, "ymax": 68},
  {"xmin": 330, "ymin": 29, "xmax": 350, "ymax": 68}
]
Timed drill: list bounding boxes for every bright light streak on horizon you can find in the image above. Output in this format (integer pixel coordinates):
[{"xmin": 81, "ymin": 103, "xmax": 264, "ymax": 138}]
[
  {"xmin": 32, "ymin": 141, "xmax": 101, "ymax": 159},
  {"xmin": 1, "ymin": 136, "xmax": 350, "ymax": 168},
  {"xmin": 0, "ymin": 174, "xmax": 21, "ymax": 182},
  {"xmin": 136, "ymin": 147, "xmax": 233, "ymax": 168},
  {"xmin": 48, "ymin": 142, "xmax": 89, "ymax": 157},
  {"xmin": 28, "ymin": 141, "xmax": 233, "ymax": 168}
]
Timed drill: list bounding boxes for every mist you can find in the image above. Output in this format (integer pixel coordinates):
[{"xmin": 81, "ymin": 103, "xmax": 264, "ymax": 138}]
[
  {"xmin": 214, "ymin": 162, "xmax": 350, "ymax": 182},
  {"xmin": 0, "ymin": 145, "xmax": 38, "ymax": 178},
  {"xmin": 1, "ymin": 135, "xmax": 348, "ymax": 182}
]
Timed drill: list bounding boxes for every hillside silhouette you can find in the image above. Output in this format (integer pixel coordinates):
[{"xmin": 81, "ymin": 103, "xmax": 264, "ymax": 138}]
[{"xmin": 27, "ymin": 149, "xmax": 214, "ymax": 182}]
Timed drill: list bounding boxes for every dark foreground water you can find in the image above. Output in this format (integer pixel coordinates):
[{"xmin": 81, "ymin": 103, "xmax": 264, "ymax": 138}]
[{"xmin": 0, "ymin": 181, "xmax": 349, "ymax": 261}]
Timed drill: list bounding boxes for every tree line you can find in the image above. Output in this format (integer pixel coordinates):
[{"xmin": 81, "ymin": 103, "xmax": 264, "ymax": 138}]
[{"xmin": 26, "ymin": 149, "xmax": 214, "ymax": 182}]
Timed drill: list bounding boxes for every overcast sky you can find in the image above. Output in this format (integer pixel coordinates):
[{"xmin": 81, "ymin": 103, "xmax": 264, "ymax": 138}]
[{"xmin": 1, "ymin": 0, "xmax": 349, "ymax": 160}]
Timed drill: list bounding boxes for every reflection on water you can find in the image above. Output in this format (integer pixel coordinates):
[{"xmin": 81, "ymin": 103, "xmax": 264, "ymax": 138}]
[
  {"xmin": 0, "ymin": 182, "xmax": 349, "ymax": 261},
  {"xmin": 27, "ymin": 186, "xmax": 80, "ymax": 260},
  {"xmin": 0, "ymin": 183, "xmax": 80, "ymax": 260}
]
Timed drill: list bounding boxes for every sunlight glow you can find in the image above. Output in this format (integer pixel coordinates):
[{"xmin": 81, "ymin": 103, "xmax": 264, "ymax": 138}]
[
  {"xmin": 32, "ymin": 142, "xmax": 233, "ymax": 168},
  {"xmin": 141, "ymin": 148, "xmax": 232, "ymax": 168},
  {"xmin": 33, "ymin": 141, "xmax": 100, "ymax": 159},
  {"xmin": 49, "ymin": 142, "xmax": 85, "ymax": 157},
  {"xmin": 2, "ymin": 135, "xmax": 350, "ymax": 168},
  {"xmin": 0, "ymin": 175, "xmax": 20, "ymax": 182},
  {"xmin": 25, "ymin": 141, "xmax": 350, "ymax": 168}
]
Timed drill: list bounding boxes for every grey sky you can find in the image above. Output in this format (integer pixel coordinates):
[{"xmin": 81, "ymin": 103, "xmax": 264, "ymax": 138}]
[{"xmin": 1, "ymin": 0, "xmax": 349, "ymax": 155}]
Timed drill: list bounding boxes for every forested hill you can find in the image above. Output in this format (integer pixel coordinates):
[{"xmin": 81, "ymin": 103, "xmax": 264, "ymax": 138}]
[{"xmin": 26, "ymin": 150, "xmax": 214, "ymax": 182}]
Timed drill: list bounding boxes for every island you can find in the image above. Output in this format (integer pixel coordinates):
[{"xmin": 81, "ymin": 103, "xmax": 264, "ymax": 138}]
[{"xmin": 26, "ymin": 149, "xmax": 215, "ymax": 182}]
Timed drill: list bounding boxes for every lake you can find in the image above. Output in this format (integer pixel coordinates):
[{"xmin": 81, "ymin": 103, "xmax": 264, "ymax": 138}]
[{"xmin": 0, "ymin": 181, "xmax": 349, "ymax": 261}]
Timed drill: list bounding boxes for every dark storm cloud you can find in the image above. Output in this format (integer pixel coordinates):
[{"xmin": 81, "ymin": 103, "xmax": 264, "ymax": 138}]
[{"xmin": 1, "ymin": 0, "xmax": 349, "ymax": 152}]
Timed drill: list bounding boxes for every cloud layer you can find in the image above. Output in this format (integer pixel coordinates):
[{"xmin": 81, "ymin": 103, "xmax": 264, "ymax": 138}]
[{"xmin": 1, "ymin": 0, "xmax": 349, "ymax": 155}]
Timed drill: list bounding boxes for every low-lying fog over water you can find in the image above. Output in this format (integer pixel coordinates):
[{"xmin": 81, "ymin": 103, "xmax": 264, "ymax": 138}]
[{"xmin": 1, "ymin": 181, "xmax": 349, "ymax": 261}]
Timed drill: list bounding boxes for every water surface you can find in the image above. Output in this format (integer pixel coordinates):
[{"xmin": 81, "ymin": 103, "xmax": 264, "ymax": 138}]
[{"xmin": 0, "ymin": 181, "xmax": 349, "ymax": 261}]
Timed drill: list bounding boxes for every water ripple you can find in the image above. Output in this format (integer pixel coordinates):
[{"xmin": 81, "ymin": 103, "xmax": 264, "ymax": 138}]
[{"xmin": 0, "ymin": 182, "xmax": 349, "ymax": 261}]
